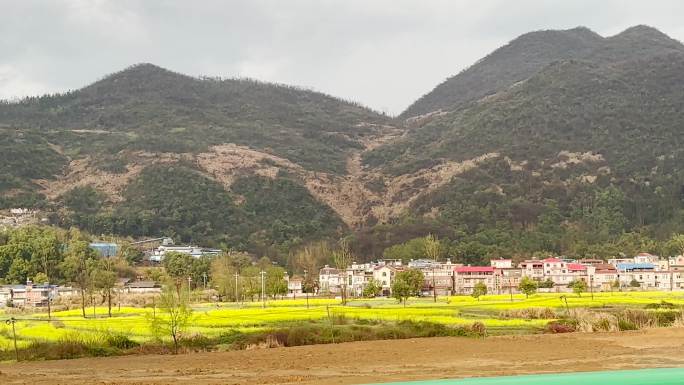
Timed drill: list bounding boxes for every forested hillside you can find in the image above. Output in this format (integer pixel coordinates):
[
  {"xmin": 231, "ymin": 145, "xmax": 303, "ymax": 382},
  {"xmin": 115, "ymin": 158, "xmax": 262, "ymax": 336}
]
[
  {"xmin": 1, "ymin": 26, "xmax": 683, "ymax": 264},
  {"xmin": 359, "ymin": 25, "xmax": 684, "ymax": 261}
]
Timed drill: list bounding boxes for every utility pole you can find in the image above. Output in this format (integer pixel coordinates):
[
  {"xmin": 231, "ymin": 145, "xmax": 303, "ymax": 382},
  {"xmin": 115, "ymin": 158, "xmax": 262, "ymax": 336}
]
[
  {"xmin": 234, "ymin": 272, "xmax": 239, "ymax": 303},
  {"xmin": 590, "ymin": 275, "xmax": 594, "ymax": 301},
  {"xmin": 203, "ymin": 272, "xmax": 207, "ymax": 289},
  {"xmin": 432, "ymin": 263, "xmax": 437, "ymax": 303},
  {"xmin": 260, "ymin": 270, "xmax": 266, "ymax": 308},
  {"xmin": 508, "ymin": 276, "xmax": 513, "ymax": 302},
  {"xmin": 304, "ymin": 269, "xmax": 309, "ymax": 309},
  {"xmin": 5, "ymin": 318, "xmax": 18, "ymax": 362},
  {"xmin": 46, "ymin": 283, "xmax": 52, "ymax": 321}
]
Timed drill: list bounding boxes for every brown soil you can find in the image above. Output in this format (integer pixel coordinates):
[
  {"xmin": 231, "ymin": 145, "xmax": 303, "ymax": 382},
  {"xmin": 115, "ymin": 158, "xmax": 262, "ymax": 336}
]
[{"xmin": 2, "ymin": 328, "xmax": 684, "ymax": 385}]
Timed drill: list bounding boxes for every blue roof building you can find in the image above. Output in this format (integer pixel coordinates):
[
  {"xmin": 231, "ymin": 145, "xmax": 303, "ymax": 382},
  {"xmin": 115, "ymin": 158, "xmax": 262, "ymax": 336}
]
[
  {"xmin": 90, "ymin": 242, "xmax": 119, "ymax": 258},
  {"xmin": 616, "ymin": 262, "xmax": 655, "ymax": 272}
]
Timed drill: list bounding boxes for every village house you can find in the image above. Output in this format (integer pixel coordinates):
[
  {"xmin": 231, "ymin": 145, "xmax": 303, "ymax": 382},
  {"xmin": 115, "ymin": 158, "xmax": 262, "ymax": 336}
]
[
  {"xmin": 490, "ymin": 259, "xmax": 522, "ymax": 294},
  {"xmin": 666, "ymin": 255, "xmax": 684, "ymax": 271},
  {"xmin": 373, "ymin": 264, "xmax": 402, "ymax": 296},
  {"xmin": 0, "ymin": 286, "xmax": 13, "ymax": 307},
  {"xmin": 592, "ymin": 263, "xmax": 619, "ymax": 290},
  {"xmin": 408, "ymin": 259, "xmax": 458, "ymax": 296},
  {"xmin": 454, "ymin": 266, "xmax": 496, "ymax": 294},
  {"xmin": 125, "ymin": 281, "xmax": 162, "ymax": 294},
  {"xmin": 519, "ymin": 258, "xmax": 545, "ymax": 280},
  {"xmin": 286, "ymin": 275, "xmax": 304, "ymax": 298},
  {"xmin": 5, "ymin": 281, "xmax": 59, "ymax": 307},
  {"xmin": 318, "ymin": 265, "xmax": 342, "ymax": 295},
  {"xmin": 346, "ymin": 262, "xmax": 374, "ymax": 297}
]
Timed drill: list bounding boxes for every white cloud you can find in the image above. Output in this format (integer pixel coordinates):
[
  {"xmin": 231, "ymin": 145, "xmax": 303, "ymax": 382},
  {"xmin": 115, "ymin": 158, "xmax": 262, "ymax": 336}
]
[{"xmin": 0, "ymin": 65, "xmax": 51, "ymax": 100}]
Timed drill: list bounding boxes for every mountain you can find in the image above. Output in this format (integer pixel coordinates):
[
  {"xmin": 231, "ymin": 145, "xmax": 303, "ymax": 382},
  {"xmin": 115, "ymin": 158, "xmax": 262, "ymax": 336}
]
[
  {"xmin": 363, "ymin": 25, "xmax": 684, "ymax": 260},
  {"xmin": 1, "ymin": 25, "xmax": 683, "ymax": 263},
  {"xmin": 0, "ymin": 64, "xmax": 397, "ymax": 257},
  {"xmin": 400, "ymin": 25, "xmax": 684, "ymax": 120},
  {"xmin": 0, "ymin": 63, "xmax": 390, "ymax": 174}
]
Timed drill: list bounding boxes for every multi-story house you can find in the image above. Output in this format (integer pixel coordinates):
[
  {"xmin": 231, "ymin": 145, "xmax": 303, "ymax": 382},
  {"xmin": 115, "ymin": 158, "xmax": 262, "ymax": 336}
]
[
  {"xmin": 286, "ymin": 275, "xmax": 304, "ymax": 298},
  {"xmin": 492, "ymin": 261, "xmax": 522, "ymax": 295},
  {"xmin": 592, "ymin": 263, "xmax": 619, "ymax": 290},
  {"xmin": 318, "ymin": 265, "xmax": 342, "ymax": 295},
  {"xmin": 8, "ymin": 282, "xmax": 58, "ymax": 307},
  {"xmin": 408, "ymin": 259, "xmax": 459, "ymax": 296},
  {"xmin": 373, "ymin": 263, "xmax": 403, "ymax": 296},
  {"xmin": 519, "ymin": 259, "xmax": 544, "ymax": 280},
  {"xmin": 454, "ymin": 266, "xmax": 496, "ymax": 294}
]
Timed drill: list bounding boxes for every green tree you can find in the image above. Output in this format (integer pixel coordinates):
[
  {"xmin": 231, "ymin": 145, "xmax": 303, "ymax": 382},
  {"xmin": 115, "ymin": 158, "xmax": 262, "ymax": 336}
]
[
  {"xmin": 6, "ymin": 258, "xmax": 30, "ymax": 284},
  {"xmin": 33, "ymin": 272, "xmax": 49, "ymax": 284},
  {"xmin": 240, "ymin": 266, "xmax": 261, "ymax": 301},
  {"xmin": 149, "ymin": 284, "xmax": 192, "ymax": 354},
  {"xmin": 472, "ymin": 281, "xmax": 487, "ymax": 301},
  {"xmin": 117, "ymin": 242, "xmax": 144, "ymax": 265},
  {"xmin": 210, "ymin": 252, "xmax": 251, "ymax": 301},
  {"xmin": 538, "ymin": 278, "xmax": 555, "ymax": 289},
  {"xmin": 265, "ymin": 266, "xmax": 288, "ymax": 298},
  {"xmin": 383, "ymin": 237, "xmax": 431, "ymax": 262},
  {"xmin": 664, "ymin": 234, "xmax": 684, "ymax": 257},
  {"xmin": 61, "ymin": 239, "xmax": 97, "ymax": 318},
  {"xmin": 569, "ymin": 279, "xmax": 587, "ymax": 297},
  {"xmin": 91, "ymin": 259, "xmax": 118, "ymax": 317},
  {"xmin": 163, "ymin": 252, "xmax": 193, "ymax": 297},
  {"xmin": 518, "ymin": 276, "xmax": 538, "ymax": 299},
  {"xmin": 629, "ymin": 278, "xmax": 642, "ymax": 288},
  {"xmin": 391, "ymin": 269, "xmax": 424, "ymax": 307},
  {"xmin": 362, "ymin": 279, "xmax": 382, "ymax": 298},
  {"xmin": 190, "ymin": 255, "xmax": 212, "ymax": 289}
]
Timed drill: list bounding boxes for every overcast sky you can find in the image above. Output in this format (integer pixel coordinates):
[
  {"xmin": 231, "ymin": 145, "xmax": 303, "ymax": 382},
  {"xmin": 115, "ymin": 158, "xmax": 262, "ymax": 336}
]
[{"xmin": 1, "ymin": 0, "xmax": 683, "ymax": 115}]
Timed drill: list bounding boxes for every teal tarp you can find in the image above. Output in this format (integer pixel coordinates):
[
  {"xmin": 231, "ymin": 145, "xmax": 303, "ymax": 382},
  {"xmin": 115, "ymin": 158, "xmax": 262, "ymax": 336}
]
[{"xmin": 373, "ymin": 368, "xmax": 684, "ymax": 385}]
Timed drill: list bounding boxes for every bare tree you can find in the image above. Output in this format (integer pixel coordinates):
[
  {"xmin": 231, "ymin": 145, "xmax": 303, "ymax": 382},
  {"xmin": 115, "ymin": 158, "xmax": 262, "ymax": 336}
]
[
  {"xmin": 332, "ymin": 239, "xmax": 354, "ymax": 305},
  {"xmin": 149, "ymin": 285, "xmax": 192, "ymax": 354},
  {"xmin": 424, "ymin": 234, "xmax": 441, "ymax": 302}
]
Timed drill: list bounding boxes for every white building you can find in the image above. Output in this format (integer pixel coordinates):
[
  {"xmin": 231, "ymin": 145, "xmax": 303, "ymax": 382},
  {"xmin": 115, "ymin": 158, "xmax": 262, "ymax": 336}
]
[
  {"xmin": 318, "ymin": 265, "xmax": 342, "ymax": 295},
  {"xmin": 150, "ymin": 244, "xmax": 221, "ymax": 262}
]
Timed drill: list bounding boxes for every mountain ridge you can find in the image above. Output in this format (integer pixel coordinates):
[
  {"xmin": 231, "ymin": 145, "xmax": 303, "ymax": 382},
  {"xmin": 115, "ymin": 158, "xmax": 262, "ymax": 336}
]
[
  {"xmin": 399, "ymin": 25, "xmax": 684, "ymax": 120},
  {"xmin": 1, "ymin": 24, "xmax": 683, "ymax": 263}
]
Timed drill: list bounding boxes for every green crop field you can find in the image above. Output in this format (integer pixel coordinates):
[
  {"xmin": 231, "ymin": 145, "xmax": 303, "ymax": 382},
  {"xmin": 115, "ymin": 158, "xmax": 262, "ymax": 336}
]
[{"xmin": 1, "ymin": 291, "xmax": 683, "ymax": 356}]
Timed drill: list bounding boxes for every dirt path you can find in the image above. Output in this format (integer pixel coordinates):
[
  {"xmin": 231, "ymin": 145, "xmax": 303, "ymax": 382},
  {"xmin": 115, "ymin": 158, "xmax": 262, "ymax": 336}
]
[{"xmin": 2, "ymin": 328, "xmax": 684, "ymax": 385}]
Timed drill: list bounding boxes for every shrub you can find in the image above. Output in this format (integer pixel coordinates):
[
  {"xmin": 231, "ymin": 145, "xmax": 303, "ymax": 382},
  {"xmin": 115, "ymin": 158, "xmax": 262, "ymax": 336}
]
[
  {"xmin": 545, "ymin": 321, "xmax": 575, "ymax": 333},
  {"xmin": 470, "ymin": 322, "xmax": 487, "ymax": 337},
  {"xmin": 500, "ymin": 307, "xmax": 557, "ymax": 319},
  {"xmin": 104, "ymin": 333, "xmax": 139, "ymax": 350},
  {"xmin": 618, "ymin": 309, "xmax": 656, "ymax": 329},
  {"xmin": 645, "ymin": 301, "xmax": 677, "ymax": 310}
]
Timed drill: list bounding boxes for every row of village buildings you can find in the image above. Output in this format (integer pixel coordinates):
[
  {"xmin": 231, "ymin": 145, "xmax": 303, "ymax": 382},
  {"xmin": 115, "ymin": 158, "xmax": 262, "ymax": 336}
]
[
  {"xmin": 4, "ymin": 250, "xmax": 684, "ymax": 308},
  {"xmin": 316, "ymin": 253, "xmax": 684, "ymax": 297}
]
